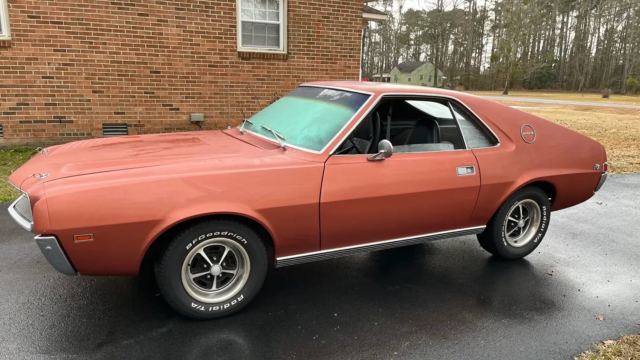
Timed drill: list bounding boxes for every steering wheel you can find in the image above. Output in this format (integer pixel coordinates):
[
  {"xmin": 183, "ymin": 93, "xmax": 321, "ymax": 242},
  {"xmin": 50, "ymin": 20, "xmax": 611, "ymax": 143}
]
[{"xmin": 335, "ymin": 112, "xmax": 380, "ymax": 155}]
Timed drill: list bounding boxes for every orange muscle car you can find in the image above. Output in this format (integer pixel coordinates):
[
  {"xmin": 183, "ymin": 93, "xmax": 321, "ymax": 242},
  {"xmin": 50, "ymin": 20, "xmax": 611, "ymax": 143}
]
[{"xmin": 7, "ymin": 82, "xmax": 608, "ymax": 319}]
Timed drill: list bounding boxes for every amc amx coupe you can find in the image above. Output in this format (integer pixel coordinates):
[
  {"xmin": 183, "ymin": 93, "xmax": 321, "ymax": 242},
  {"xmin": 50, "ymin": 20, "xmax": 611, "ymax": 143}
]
[{"xmin": 7, "ymin": 82, "xmax": 607, "ymax": 319}]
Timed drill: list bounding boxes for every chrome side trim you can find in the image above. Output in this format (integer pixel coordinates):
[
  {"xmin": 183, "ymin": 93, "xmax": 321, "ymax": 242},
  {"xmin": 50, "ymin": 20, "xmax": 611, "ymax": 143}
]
[
  {"xmin": 8, "ymin": 195, "xmax": 34, "ymax": 233},
  {"xmin": 276, "ymin": 226, "xmax": 486, "ymax": 267},
  {"xmin": 594, "ymin": 172, "xmax": 608, "ymax": 193},
  {"xmin": 34, "ymin": 235, "xmax": 77, "ymax": 276},
  {"xmin": 329, "ymin": 92, "xmax": 501, "ymax": 155}
]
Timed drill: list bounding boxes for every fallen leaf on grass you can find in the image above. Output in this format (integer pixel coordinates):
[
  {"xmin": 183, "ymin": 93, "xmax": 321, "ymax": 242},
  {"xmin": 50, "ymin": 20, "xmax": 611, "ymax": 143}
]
[{"xmin": 596, "ymin": 315, "xmax": 605, "ymax": 321}]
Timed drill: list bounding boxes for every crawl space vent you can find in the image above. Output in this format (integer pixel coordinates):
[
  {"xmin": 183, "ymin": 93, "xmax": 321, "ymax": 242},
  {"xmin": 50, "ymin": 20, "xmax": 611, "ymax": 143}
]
[
  {"xmin": 0, "ymin": 125, "xmax": 3, "ymax": 138},
  {"xmin": 102, "ymin": 124, "xmax": 128, "ymax": 137}
]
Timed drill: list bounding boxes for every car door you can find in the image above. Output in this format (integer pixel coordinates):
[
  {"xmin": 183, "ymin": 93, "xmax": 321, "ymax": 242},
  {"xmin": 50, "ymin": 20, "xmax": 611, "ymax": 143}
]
[{"xmin": 319, "ymin": 97, "xmax": 482, "ymax": 251}]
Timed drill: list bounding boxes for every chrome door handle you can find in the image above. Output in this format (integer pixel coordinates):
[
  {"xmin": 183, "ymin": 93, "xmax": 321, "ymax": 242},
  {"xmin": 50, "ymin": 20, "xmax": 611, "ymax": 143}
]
[{"xmin": 457, "ymin": 166, "xmax": 476, "ymax": 176}]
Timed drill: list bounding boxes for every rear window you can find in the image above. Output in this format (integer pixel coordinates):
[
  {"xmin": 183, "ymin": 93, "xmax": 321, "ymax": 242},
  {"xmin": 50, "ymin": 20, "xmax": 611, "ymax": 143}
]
[{"xmin": 450, "ymin": 103, "xmax": 495, "ymax": 149}]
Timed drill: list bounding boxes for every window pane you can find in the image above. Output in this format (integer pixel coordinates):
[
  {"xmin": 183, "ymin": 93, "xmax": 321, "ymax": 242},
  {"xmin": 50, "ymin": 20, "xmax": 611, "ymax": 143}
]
[
  {"xmin": 241, "ymin": 0, "xmax": 254, "ymax": 10},
  {"xmin": 451, "ymin": 103, "xmax": 494, "ymax": 148},
  {"xmin": 266, "ymin": 24, "xmax": 278, "ymax": 36},
  {"xmin": 242, "ymin": 22, "xmax": 253, "ymax": 34},
  {"xmin": 267, "ymin": 0, "xmax": 279, "ymax": 10},
  {"xmin": 267, "ymin": 35, "xmax": 279, "ymax": 47},
  {"xmin": 242, "ymin": 34, "xmax": 254, "ymax": 46},
  {"xmin": 254, "ymin": 23, "xmax": 266, "ymax": 35},
  {"xmin": 241, "ymin": 21, "xmax": 280, "ymax": 48},
  {"xmin": 267, "ymin": 11, "xmax": 279, "ymax": 21},
  {"xmin": 255, "ymin": 35, "xmax": 267, "ymax": 46},
  {"xmin": 241, "ymin": 8, "xmax": 254, "ymax": 20},
  {"xmin": 255, "ymin": 0, "xmax": 267, "ymax": 10},
  {"xmin": 255, "ymin": 9, "xmax": 267, "ymax": 20}
]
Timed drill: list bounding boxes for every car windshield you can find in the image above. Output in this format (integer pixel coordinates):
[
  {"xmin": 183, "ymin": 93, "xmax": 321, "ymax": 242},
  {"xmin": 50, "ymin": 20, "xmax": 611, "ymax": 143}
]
[{"xmin": 243, "ymin": 86, "xmax": 371, "ymax": 152}]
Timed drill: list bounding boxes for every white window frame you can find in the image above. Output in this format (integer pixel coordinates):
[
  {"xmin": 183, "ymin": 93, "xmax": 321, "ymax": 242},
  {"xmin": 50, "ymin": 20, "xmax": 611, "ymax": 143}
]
[
  {"xmin": 237, "ymin": 0, "xmax": 287, "ymax": 54},
  {"xmin": 0, "ymin": 0, "xmax": 10, "ymax": 40},
  {"xmin": 419, "ymin": 74, "xmax": 424, "ymax": 80},
  {"xmin": 407, "ymin": 76, "xmax": 412, "ymax": 82}
]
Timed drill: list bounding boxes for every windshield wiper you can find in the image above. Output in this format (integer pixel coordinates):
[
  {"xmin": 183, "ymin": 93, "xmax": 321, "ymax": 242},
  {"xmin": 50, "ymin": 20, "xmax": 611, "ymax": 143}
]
[
  {"xmin": 261, "ymin": 125, "xmax": 287, "ymax": 150},
  {"xmin": 239, "ymin": 118, "xmax": 253, "ymax": 134}
]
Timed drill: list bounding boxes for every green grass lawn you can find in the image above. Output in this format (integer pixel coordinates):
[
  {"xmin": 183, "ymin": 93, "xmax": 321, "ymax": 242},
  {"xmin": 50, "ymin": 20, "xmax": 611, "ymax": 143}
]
[
  {"xmin": 468, "ymin": 90, "xmax": 640, "ymax": 105},
  {"xmin": 0, "ymin": 147, "xmax": 39, "ymax": 202},
  {"xmin": 576, "ymin": 335, "xmax": 640, "ymax": 360}
]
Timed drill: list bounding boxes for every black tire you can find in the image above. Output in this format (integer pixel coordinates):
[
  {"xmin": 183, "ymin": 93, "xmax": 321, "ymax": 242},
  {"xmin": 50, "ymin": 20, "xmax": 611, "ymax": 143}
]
[
  {"xmin": 155, "ymin": 220, "xmax": 268, "ymax": 319},
  {"xmin": 477, "ymin": 186, "xmax": 551, "ymax": 260}
]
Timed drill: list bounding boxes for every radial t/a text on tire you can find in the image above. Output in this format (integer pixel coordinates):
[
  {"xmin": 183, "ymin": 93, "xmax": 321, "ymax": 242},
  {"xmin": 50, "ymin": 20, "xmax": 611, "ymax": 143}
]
[{"xmin": 477, "ymin": 186, "xmax": 551, "ymax": 260}]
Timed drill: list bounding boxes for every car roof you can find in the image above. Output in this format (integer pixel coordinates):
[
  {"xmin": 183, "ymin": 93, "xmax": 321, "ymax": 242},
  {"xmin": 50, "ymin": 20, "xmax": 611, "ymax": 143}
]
[{"xmin": 303, "ymin": 81, "xmax": 480, "ymax": 101}]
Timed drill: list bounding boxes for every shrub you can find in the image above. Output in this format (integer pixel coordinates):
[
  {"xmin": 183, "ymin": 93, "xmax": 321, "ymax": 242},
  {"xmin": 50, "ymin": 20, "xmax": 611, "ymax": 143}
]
[
  {"xmin": 453, "ymin": 85, "xmax": 465, "ymax": 91},
  {"xmin": 627, "ymin": 78, "xmax": 639, "ymax": 94},
  {"xmin": 601, "ymin": 88, "xmax": 612, "ymax": 98}
]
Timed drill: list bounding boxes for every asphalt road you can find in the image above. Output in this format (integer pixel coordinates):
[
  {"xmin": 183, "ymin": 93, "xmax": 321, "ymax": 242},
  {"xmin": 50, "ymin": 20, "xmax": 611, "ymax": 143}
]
[
  {"xmin": 482, "ymin": 95, "xmax": 640, "ymax": 109},
  {"xmin": 1, "ymin": 175, "xmax": 639, "ymax": 360}
]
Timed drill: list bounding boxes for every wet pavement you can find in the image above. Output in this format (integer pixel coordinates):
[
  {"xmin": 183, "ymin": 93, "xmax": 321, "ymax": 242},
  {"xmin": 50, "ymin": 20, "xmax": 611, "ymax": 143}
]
[{"xmin": 1, "ymin": 175, "xmax": 639, "ymax": 360}]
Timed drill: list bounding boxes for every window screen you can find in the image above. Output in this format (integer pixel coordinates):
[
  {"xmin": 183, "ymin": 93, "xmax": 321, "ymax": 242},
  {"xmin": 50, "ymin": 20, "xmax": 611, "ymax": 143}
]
[{"xmin": 239, "ymin": 0, "xmax": 283, "ymax": 50}]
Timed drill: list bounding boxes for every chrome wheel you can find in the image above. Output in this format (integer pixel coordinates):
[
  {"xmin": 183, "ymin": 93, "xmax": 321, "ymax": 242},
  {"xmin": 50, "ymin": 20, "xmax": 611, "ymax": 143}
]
[
  {"xmin": 181, "ymin": 238, "xmax": 250, "ymax": 303},
  {"xmin": 504, "ymin": 199, "xmax": 541, "ymax": 248}
]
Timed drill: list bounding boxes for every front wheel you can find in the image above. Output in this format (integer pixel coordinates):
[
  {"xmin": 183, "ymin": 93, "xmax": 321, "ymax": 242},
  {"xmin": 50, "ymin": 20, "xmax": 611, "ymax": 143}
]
[
  {"xmin": 155, "ymin": 220, "xmax": 268, "ymax": 319},
  {"xmin": 477, "ymin": 187, "xmax": 551, "ymax": 260}
]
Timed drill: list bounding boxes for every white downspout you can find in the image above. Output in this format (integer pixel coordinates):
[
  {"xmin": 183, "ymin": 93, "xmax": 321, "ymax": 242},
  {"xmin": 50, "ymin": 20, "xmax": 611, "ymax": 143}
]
[{"xmin": 359, "ymin": 25, "xmax": 364, "ymax": 80}]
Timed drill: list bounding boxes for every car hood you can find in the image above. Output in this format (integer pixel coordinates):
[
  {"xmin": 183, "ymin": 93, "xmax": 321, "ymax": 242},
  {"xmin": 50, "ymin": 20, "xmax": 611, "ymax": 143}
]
[{"xmin": 9, "ymin": 131, "xmax": 274, "ymax": 192}]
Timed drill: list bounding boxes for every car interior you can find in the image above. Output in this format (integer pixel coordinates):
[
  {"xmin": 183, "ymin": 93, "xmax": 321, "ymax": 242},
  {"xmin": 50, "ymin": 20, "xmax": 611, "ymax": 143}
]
[{"xmin": 336, "ymin": 97, "xmax": 479, "ymax": 155}]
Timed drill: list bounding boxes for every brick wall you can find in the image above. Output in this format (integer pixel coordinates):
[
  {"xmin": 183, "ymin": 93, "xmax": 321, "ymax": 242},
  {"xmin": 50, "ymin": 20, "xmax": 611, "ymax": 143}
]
[{"xmin": 0, "ymin": 0, "xmax": 363, "ymax": 146}]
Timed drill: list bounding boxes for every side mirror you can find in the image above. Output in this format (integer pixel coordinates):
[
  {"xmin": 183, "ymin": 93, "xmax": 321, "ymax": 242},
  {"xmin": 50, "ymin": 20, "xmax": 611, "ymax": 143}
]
[{"xmin": 367, "ymin": 140, "xmax": 393, "ymax": 161}]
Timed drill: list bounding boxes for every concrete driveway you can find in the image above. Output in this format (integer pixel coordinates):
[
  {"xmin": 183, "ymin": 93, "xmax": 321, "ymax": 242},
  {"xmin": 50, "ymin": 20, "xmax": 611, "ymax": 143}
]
[
  {"xmin": 0, "ymin": 175, "xmax": 639, "ymax": 360},
  {"xmin": 481, "ymin": 95, "xmax": 640, "ymax": 109}
]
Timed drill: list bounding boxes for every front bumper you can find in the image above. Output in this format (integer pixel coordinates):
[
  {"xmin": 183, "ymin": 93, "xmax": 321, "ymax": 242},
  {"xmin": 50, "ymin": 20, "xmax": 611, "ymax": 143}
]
[
  {"xmin": 34, "ymin": 236, "xmax": 77, "ymax": 276},
  {"xmin": 8, "ymin": 195, "xmax": 77, "ymax": 276},
  {"xmin": 8, "ymin": 194, "xmax": 34, "ymax": 233}
]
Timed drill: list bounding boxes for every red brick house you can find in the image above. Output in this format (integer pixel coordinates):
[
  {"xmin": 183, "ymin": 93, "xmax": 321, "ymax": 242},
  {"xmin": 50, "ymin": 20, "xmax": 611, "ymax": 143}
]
[{"xmin": 0, "ymin": 0, "xmax": 385, "ymax": 145}]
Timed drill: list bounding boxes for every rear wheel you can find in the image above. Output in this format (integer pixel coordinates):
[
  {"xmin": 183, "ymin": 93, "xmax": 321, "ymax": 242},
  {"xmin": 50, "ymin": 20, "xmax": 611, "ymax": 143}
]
[
  {"xmin": 155, "ymin": 220, "xmax": 268, "ymax": 319},
  {"xmin": 477, "ymin": 187, "xmax": 551, "ymax": 260}
]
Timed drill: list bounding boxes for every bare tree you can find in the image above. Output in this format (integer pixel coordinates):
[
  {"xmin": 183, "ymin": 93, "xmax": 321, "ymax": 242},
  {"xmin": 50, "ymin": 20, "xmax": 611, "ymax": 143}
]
[{"xmin": 362, "ymin": 0, "xmax": 640, "ymax": 93}]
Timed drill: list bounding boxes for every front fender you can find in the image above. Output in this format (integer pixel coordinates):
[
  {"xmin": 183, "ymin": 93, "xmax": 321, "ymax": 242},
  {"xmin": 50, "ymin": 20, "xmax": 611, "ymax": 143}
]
[
  {"xmin": 138, "ymin": 201, "xmax": 278, "ymax": 268},
  {"xmin": 43, "ymin": 155, "xmax": 323, "ymax": 276}
]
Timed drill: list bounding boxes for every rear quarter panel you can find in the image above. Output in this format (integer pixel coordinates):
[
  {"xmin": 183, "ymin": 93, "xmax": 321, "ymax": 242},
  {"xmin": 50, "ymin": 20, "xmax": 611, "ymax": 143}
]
[
  {"xmin": 459, "ymin": 96, "xmax": 603, "ymax": 225},
  {"xmin": 43, "ymin": 154, "xmax": 324, "ymax": 275}
]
